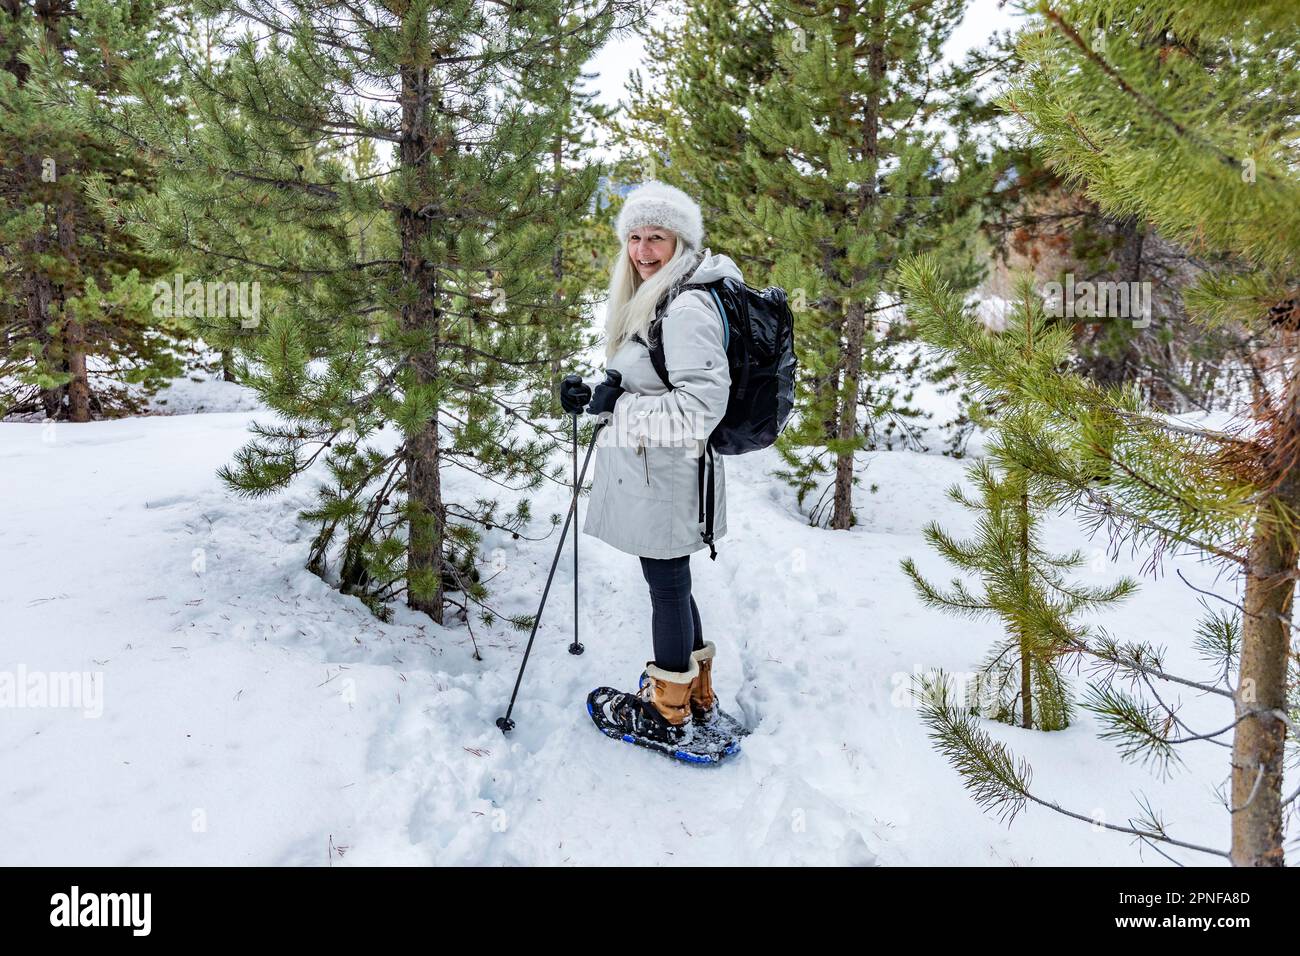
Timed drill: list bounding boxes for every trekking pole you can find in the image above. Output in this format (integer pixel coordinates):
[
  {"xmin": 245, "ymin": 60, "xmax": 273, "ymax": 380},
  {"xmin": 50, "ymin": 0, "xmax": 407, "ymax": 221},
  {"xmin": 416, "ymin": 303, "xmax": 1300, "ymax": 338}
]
[
  {"xmin": 497, "ymin": 369, "xmax": 620, "ymax": 734},
  {"xmin": 568, "ymin": 410, "xmax": 584, "ymax": 657}
]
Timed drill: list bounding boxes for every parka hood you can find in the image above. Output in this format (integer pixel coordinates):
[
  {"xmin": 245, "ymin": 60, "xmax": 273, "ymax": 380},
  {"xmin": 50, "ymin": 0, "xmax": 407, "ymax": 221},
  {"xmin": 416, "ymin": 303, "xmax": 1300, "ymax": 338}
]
[{"xmin": 687, "ymin": 248, "xmax": 744, "ymax": 286}]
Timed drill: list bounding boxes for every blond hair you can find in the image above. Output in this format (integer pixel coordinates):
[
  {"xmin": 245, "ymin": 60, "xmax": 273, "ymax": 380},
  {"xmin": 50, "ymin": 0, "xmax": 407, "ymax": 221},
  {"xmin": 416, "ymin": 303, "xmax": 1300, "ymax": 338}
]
[{"xmin": 602, "ymin": 232, "xmax": 701, "ymax": 363}]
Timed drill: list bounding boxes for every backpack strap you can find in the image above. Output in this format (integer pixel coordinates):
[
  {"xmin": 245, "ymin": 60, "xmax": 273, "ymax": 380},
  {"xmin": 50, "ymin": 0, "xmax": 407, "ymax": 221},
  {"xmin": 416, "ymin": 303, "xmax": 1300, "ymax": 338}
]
[
  {"xmin": 695, "ymin": 442, "xmax": 717, "ymax": 560},
  {"xmin": 630, "ymin": 329, "xmax": 671, "ymax": 391},
  {"xmin": 704, "ymin": 287, "xmax": 730, "ymax": 349},
  {"xmin": 646, "ymin": 324, "xmax": 671, "ymax": 392},
  {"xmin": 635, "ymin": 283, "xmax": 727, "ymax": 392}
]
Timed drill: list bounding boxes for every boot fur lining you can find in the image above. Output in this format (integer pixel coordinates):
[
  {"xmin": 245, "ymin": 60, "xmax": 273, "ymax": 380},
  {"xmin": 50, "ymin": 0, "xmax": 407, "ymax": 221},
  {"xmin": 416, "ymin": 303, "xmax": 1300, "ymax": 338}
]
[
  {"xmin": 691, "ymin": 641, "xmax": 716, "ymax": 663},
  {"xmin": 645, "ymin": 658, "xmax": 699, "ymax": 684}
]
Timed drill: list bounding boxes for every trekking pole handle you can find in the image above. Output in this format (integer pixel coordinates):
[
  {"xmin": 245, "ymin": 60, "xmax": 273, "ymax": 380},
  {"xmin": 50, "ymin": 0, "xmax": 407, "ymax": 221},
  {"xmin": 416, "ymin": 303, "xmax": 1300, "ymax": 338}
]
[{"xmin": 592, "ymin": 368, "xmax": 622, "ymax": 425}]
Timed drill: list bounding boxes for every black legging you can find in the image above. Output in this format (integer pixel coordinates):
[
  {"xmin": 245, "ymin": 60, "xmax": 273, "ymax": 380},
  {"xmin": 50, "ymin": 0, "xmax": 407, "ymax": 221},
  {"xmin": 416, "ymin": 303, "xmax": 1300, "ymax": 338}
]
[{"xmin": 639, "ymin": 554, "xmax": 705, "ymax": 673}]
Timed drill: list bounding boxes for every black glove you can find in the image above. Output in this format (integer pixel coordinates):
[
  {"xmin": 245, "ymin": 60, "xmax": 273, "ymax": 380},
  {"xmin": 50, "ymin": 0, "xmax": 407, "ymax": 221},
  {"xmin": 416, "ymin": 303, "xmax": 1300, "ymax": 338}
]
[
  {"xmin": 559, "ymin": 374, "xmax": 591, "ymax": 415},
  {"xmin": 586, "ymin": 379, "xmax": 625, "ymax": 417}
]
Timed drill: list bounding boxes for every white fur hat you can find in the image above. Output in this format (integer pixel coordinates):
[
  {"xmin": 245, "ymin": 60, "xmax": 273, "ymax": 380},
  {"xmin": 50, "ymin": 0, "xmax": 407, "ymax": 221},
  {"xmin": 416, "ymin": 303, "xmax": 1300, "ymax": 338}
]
[{"xmin": 615, "ymin": 180, "xmax": 704, "ymax": 249}]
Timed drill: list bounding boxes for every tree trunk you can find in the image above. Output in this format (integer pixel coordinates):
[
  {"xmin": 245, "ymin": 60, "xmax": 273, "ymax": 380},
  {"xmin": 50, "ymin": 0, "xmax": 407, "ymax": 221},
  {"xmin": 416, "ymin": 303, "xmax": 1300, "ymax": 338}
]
[
  {"xmin": 10, "ymin": 4, "xmax": 89, "ymax": 422},
  {"xmin": 63, "ymin": 315, "xmax": 91, "ymax": 422},
  {"xmin": 1017, "ymin": 485, "xmax": 1034, "ymax": 729},
  {"xmin": 30, "ymin": 256, "xmax": 60, "ymax": 419},
  {"xmin": 829, "ymin": 0, "xmax": 885, "ymax": 531},
  {"xmin": 19, "ymin": 141, "xmax": 61, "ymax": 419},
  {"xmin": 830, "ymin": 298, "xmax": 865, "ymax": 530},
  {"xmin": 399, "ymin": 62, "xmax": 446, "ymax": 625},
  {"xmin": 221, "ymin": 349, "xmax": 235, "ymax": 382},
  {"xmin": 548, "ymin": 28, "xmax": 567, "ymax": 416},
  {"xmin": 55, "ymin": 193, "xmax": 90, "ymax": 422},
  {"xmin": 30, "ymin": 227, "xmax": 63, "ymax": 419},
  {"xmin": 1018, "ymin": 293, "xmax": 1037, "ymax": 729},
  {"xmin": 1230, "ymin": 469, "xmax": 1298, "ymax": 865},
  {"xmin": 817, "ymin": 295, "xmax": 845, "ymax": 440}
]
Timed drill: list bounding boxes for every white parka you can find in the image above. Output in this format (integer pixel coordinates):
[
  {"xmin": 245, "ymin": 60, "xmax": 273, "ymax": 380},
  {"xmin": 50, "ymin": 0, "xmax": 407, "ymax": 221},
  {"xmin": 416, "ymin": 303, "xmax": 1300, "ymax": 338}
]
[{"xmin": 581, "ymin": 250, "xmax": 742, "ymax": 559}]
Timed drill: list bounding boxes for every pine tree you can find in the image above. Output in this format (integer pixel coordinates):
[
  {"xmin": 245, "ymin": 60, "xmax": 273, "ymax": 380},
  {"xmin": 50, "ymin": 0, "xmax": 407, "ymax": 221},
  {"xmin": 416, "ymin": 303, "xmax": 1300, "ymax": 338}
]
[
  {"xmin": 102, "ymin": 0, "xmax": 635, "ymax": 627},
  {"xmin": 947, "ymin": 27, "xmax": 1249, "ymax": 416},
  {"xmin": 902, "ymin": 229, "xmax": 1296, "ymax": 862},
  {"xmin": 177, "ymin": 9, "xmax": 289, "ymax": 385},
  {"xmin": 902, "ymin": 276, "xmax": 1138, "ymax": 731},
  {"xmin": 0, "ymin": 0, "xmax": 186, "ymax": 420},
  {"xmin": 1004, "ymin": 0, "xmax": 1299, "ymax": 867},
  {"xmin": 981, "ymin": 138, "xmax": 1244, "ymax": 409},
  {"xmin": 620, "ymin": 0, "xmax": 990, "ymax": 528},
  {"xmin": 515, "ymin": 8, "xmax": 618, "ymax": 416}
]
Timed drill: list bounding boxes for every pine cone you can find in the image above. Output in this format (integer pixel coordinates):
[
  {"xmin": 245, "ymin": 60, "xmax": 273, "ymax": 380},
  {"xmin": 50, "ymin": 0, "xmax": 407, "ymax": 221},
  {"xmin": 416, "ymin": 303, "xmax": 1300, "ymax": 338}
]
[{"xmin": 1268, "ymin": 298, "xmax": 1299, "ymax": 331}]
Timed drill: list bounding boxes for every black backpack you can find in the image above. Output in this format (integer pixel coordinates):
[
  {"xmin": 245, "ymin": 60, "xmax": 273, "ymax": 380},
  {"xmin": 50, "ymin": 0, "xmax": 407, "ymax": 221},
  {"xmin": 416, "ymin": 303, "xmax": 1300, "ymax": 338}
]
[{"xmin": 635, "ymin": 276, "xmax": 798, "ymax": 558}]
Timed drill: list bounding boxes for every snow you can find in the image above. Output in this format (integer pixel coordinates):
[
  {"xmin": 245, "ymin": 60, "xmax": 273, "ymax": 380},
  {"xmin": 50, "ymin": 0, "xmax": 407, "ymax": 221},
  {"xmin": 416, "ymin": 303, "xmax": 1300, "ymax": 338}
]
[
  {"xmin": 146, "ymin": 371, "xmax": 264, "ymax": 415},
  {"xmin": 0, "ymin": 373, "xmax": 1264, "ymax": 866}
]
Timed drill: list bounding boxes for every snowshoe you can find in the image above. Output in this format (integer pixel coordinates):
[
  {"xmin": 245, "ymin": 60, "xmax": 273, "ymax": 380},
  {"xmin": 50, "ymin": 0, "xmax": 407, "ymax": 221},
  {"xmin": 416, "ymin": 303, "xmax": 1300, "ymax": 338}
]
[{"xmin": 587, "ymin": 660, "xmax": 741, "ymax": 765}]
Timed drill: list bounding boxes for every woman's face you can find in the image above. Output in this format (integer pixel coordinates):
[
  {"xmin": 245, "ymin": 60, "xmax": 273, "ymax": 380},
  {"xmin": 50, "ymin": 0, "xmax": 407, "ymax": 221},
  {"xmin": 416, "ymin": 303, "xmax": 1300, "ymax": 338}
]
[{"xmin": 628, "ymin": 227, "xmax": 676, "ymax": 281}]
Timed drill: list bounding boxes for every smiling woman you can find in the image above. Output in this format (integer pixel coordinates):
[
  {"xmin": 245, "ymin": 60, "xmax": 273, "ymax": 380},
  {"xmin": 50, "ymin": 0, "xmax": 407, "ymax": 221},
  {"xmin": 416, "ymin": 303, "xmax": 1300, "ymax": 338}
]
[
  {"xmin": 628, "ymin": 226, "xmax": 676, "ymax": 280},
  {"xmin": 557, "ymin": 180, "xmax": 748, "ymax": 762}
]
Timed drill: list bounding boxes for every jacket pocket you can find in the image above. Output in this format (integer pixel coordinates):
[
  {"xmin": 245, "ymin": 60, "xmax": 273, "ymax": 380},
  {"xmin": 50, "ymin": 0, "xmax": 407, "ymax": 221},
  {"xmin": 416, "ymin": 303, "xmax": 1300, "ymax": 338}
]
[
  {"xmin": 607, "ymin": 440, "xmax": 672, "ymax": 501},
  {"xmin": 595, "ymin": 441, "xmax": 672, "ymax": 554},
  {"xmin": 633, "ymin": 442, "xmax": 674, "ymax": 500}
]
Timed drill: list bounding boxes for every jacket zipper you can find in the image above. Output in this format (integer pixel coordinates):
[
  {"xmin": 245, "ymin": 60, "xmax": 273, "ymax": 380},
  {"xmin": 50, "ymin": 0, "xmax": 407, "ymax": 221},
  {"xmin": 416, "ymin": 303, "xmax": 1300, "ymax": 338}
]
[{"xmin": 637, "ymin": 443, "xmax": 649, "ymax": 485}]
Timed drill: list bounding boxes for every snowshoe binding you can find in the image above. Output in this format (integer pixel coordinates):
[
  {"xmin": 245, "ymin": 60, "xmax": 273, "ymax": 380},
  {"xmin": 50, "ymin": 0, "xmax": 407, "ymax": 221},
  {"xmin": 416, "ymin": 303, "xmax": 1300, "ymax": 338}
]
[{"xmin": 587, "ymin": 659, "xmax": 741, "ymax": 765}]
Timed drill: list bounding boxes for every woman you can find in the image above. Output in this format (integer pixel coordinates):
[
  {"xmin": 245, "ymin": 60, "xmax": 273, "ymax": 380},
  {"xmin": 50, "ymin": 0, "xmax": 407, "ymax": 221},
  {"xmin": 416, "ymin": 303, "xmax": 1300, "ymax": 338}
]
[{"xmin": 559, "ymin": 180, "xmax": 742, "ymax": 750}]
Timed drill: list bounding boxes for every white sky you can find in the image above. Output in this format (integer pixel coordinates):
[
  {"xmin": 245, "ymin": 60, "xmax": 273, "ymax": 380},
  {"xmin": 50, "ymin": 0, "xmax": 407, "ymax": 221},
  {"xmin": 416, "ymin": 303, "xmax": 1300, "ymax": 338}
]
[{"xmin": 580, "ymin": 0, "xmax": 1026, "ymax": 161}]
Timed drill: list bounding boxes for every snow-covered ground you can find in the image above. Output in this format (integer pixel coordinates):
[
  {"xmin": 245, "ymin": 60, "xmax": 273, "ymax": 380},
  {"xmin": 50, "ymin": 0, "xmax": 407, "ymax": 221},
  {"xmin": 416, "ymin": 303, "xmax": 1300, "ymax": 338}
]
[{"xmin": 0, "ymin": 371, "xmax": 1267, "ymax": 866}]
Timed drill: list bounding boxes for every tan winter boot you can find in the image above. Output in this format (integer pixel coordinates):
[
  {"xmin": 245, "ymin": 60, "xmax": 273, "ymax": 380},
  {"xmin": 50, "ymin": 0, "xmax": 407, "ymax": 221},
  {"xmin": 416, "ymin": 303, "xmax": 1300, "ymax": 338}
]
[
  {"xmin": 689, "ymin": 642, "xmax": 718, "ymax": 721},
  {"xmin": 638, "ymin": 645, "xmax": 720, "ymax": 722},
  {"xmin": 678, "ymin": 643, "xmax": 746, "ymax": 741},
  {"xmin": 640, "ymin": 660, "xmax": 697, "ymax": 730}
]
